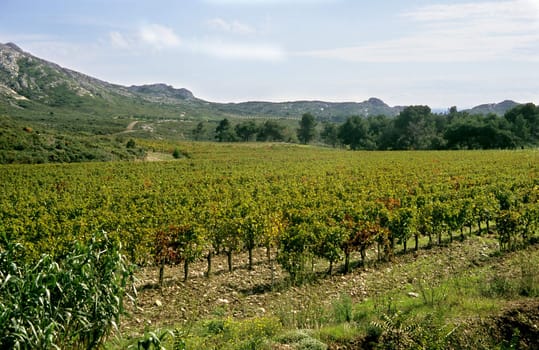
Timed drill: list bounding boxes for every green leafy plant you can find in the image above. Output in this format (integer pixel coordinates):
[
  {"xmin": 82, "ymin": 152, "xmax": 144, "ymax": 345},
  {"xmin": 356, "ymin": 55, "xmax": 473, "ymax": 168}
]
[
  {"xmin": 0, "ymin": 230, "xmax": 135, "ymax": 349},
  {"xmin": 131, "ymin": 329, "xmax": 173, "ymax": 350},
  {"xmin": 371, "ymin": 311, "xmax": 422, "ymax": 350}
]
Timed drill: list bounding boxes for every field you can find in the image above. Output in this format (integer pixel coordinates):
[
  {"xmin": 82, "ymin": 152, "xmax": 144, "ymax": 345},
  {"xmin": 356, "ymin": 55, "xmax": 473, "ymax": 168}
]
[{"xmin": 1, "ymin": 143, "xmax": 538, "ymax": 349}]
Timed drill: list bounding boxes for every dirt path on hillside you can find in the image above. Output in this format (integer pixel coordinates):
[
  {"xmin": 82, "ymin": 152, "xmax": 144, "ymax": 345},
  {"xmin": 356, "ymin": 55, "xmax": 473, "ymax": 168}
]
[{"xmin": 125, "ymin": 121, "xmax": 138, "ymax": 132}]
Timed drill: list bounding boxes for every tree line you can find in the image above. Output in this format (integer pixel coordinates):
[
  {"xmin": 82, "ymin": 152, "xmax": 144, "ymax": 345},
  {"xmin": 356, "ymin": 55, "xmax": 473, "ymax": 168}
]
[{"xmin": 203, "ymin": 103, "xmax": 539, "ymax": 149}]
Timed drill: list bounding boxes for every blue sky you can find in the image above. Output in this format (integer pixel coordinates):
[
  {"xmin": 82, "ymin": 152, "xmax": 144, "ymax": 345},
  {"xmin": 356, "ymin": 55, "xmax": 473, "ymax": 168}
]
[{"xmin": 1, "ymin": 0, "xmax": 538, "ymax": 108}]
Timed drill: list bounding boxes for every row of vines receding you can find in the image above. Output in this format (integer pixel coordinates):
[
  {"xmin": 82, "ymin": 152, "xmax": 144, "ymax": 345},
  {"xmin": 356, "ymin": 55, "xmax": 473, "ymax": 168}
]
[{"xmin": 2, "ymin": 149, "xmax": 537, "ymax": 288}]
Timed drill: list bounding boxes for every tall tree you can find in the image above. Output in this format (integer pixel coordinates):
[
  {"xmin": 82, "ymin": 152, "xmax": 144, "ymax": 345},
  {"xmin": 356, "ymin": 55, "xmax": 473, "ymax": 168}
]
[
  {"xmin": 215, "ymin": 118, "xmax": 236, "ymax": 142},
  {"xmin": 366, "ymin": 115, "xmax": 392, "ymax": 149},
  {"xmin": 504, "ymin": 103, "xmax": 539, "ymax": 146},
  {"xmin": 338, "ymin": 116, "xmax": 373, "ymax": 150},
  {"xmin": 297, "ymin": 113, "xmax": 317, "ymax": 144},
  {"xmin": 192, "ymin": 121, "xmax": 206, "ymax": 141},
  {"xmin": 235, "ymin": 120, "xmax": 259, "ymax": 142},
  {"xmin": 257, "ymin": 120, "xmax": 286, "ymax": 142},
  {"xmin": 393, "ymin": 105, "xmax": 436, "ymax": 150},
  {"xmin": 320, "ymin": 122, "xmax": 340, "ymax": 147}
]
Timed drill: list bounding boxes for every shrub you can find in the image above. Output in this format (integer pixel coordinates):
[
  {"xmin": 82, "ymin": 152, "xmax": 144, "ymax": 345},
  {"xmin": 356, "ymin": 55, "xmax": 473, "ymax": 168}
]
[
  {"xmin": 275, "ymin": 330, "xmax": 327, "ymax": 350},
  {"xmin": 126, "ymin": 139, "xmax": 136, "ymax": 148},
  {"xmin": 295, "ymin": 336, "xmax": 328, "ymax": 350},
  {"xmin": 275, "ymin": 329, "xmax": 313, "ymax": 344},
  {"xmin": 172, "ymin": 148, "xmax": 182, "ymax": 159},
  {"xmin": 0, "ymin": 231, "xmax": 135, "ymax": 349}
]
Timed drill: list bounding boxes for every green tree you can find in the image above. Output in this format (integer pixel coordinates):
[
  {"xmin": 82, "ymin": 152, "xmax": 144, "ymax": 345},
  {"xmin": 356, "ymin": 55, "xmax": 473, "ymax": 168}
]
[
  {"xmin": 232, "ymin": 199, "xmax": 263, "ymax": 271},
  {"xmin": 504, "ymin": 103, "xmax": 539, "ymax": 146},
  {"xmin": 320, "ymin": 122, "xmax": 340, "ymax": 147},
  {"xmin": 174, "ymin": 224, "xmax": 204, "ymax": 282},
  {"xmin": 297, "ymin": 113, "xmax": 317, "ymax": 144},
  {"xmin": 257, "ymin": 120, "xmax": 286, "ymax": 142},
  {"xmin": 444, "ymin": 115, "xmax": 516, "ymax": 149},
  {"xmin": 215, "ymin": 118, "xmax": 237, "ymax": 142},
  {"xmin": 278, "ymin": 223, "xmax": 315, "ymax": 285},
  {"xmin": 277, "ymin": 210, "xmax": 317, "ymax": 285},
  {"xmin": 192, "ymin": 121, "xmax": 206, "ymax": 141},
  {"xmin": 393, "ymin": 105, "xmax": 436, "ymax": 150},
  {"xmin": 338, "ymin": 116, "xmax": 373, "ymax": 150},
  {"xmin": 366, "ymin": 115, "xmax": 392, "ymax": 149},
  {"xmin": 235, "ymin": 120, "xmax": 259, "ymax": 141}
]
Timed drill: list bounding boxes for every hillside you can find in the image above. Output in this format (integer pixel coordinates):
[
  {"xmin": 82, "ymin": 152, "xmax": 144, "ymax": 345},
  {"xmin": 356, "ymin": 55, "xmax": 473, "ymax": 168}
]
[
  {"xmin": 0, "ymin": 42, "xmax": 529, "ymax": 123},
  {"xmin": 214, "ymin": 97, "xmax": 402, "ymax": 122},
  {"xmin": 0, "ymin": 43, "xmax": 199, "ymax": 106},
  {"xmin": 2, "ymin": 42, "xmax": 528, "ymax": 126},
  {"xmin": 0, "ymin": 42, "xmax": 403, "ymax": 124},
  {"xmin": 465, "ymin": 100, "xmax": 520, "ymax": 116}
]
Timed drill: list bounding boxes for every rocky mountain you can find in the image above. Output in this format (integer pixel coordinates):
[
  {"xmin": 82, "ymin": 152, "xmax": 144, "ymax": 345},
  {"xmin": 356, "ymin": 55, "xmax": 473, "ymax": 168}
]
[
  {"xmin": 0, "ymin": 42, "xmax": 404, "ymax": 121},
  {"xmin": 0, "ymin": 42, "xmax": 524, "ymax": 123},
  {"xmin": 465, "ymin": 100, "xmax": 520, "ymax": 116},
  {"xmin": 0, "ymin": 42, "xmax": 203, "ymax": 107},
  {"xmin": 127, "ymin": 83, "xmax": 196, "ymax": 102},
  {"xmin": 0, "ymin": 42, "xmax": 129, "ymax": 103}
]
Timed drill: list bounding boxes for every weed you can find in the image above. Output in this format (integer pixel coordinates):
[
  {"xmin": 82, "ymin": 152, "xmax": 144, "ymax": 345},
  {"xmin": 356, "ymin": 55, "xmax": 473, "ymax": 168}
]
[
  {"xmin": 332, "ymin": 294, "xmax": 353, "ymax": 323},
  {"xmin": 371, "ymin": 311, "xmax": 422, "ymax": 350},
  {"xmin": 205, "ymin": 319, "xmax": 226, "ymax": 335},
  {"xmin": 275, "ymin": 293, "xmax": 328, "ymax": 329},
  {"xmin": 317, "ymin": 323, "xmax": 358, "ymax": 343},
  {"xmin": 131, "ymin": 329, "xmax": 173, "ymax": 350},
  {"xmin": 415, "ymin": 278, "xmax": 449, "ymax": 308},
  {"xmin": 372, "ymin": 293, "xmax": 397, "ymax": 315}
]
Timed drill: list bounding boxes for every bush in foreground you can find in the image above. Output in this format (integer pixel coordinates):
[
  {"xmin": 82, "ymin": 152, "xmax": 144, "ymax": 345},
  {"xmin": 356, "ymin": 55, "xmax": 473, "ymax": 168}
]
[{"xmin": 0, "ymin": 231, "xmax": 135, "ymax": 349}]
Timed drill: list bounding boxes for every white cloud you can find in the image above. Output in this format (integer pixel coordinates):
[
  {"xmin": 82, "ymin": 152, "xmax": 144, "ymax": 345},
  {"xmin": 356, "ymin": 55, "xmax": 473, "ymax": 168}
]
[
  {"xmin": 102, "ymin": 24, "xmax": 283, "ymax": 62},
  {"xmin": 402, "ymin": 0, "xmax": 538, "ymax": 22},
  {"xmin": 301, "ymin": 0, "xmax": 539, "ymax": 63},
  {"xmin": 207, "ymin": 18, "xmax": 254, "ymax": 35},
  {"xmin": 139, "ymin": 24, "xmax": 181, "ymax": 49},
  {"xmin": 109, "ymin": 31, "xmax": 130, "ymax": 49},
  {"xmin": 190, "ymin": 40, "xmax": 285, "ymax": 61}
]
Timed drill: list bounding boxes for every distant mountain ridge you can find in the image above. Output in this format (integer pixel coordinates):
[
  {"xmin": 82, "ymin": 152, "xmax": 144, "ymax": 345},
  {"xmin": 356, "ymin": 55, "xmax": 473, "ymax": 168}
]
[
  {"xmin": 464, "ymin": 100, "xmax": 520, "ymax": 116},
  {"xmin": 0, "ymin": 42, "xmax": 524, "ymax": 120},
  {"xmin": 214, "ymin": 97, "xmax": 403, "ymax": 121},
  {"xmin": 127, "ymin": 83, "xmax": 196, "ymax": 101},
  {"xmin": 0, "ymin": 42, "xmax": 406, "ymax": 119}
]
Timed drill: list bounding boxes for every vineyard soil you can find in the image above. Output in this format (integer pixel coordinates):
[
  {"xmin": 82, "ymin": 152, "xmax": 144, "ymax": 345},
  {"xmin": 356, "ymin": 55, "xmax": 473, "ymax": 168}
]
[{"xmin": 117, "ymin": 234, "xmax": 539, "ymax": 348}]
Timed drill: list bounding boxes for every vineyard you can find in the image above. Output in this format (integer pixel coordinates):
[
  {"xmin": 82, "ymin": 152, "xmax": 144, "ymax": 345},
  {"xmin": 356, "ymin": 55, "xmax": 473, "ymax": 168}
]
[{"xmin": 1, "ymin": 143, "xmax": 539, "ymax": 348}]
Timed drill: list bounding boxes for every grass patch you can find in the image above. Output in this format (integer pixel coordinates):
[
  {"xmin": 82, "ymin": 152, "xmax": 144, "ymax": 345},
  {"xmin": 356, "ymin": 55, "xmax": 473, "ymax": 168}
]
[{"xmin": 317, "ymin": 323, "xmax": 359, "ymax": 344}]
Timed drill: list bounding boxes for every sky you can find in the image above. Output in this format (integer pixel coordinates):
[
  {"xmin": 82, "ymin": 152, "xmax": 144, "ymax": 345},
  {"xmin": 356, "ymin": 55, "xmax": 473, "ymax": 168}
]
[{"xmin": 1, "ymin": 0, "xmax": 538, "ymax": 109}]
